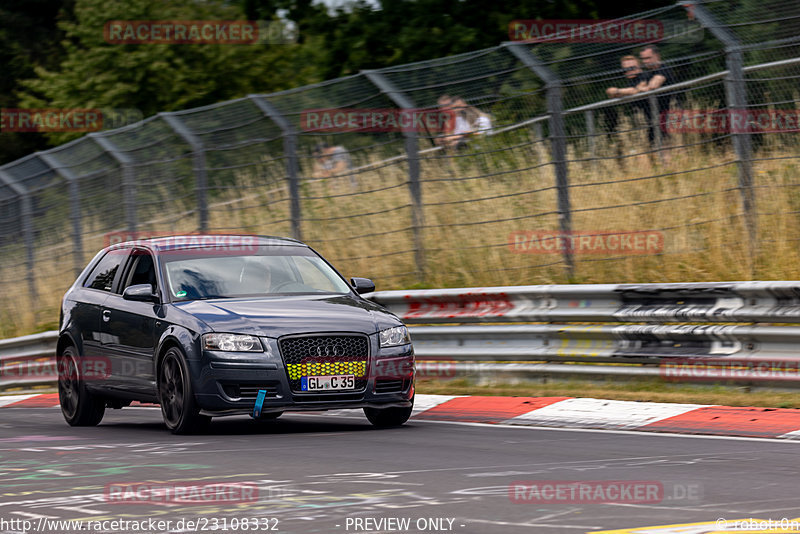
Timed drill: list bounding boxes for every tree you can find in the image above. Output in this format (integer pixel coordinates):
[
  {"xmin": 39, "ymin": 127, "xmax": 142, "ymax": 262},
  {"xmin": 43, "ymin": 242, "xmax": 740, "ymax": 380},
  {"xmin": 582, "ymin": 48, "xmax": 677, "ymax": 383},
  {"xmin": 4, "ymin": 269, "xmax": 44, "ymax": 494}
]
[
  {"xmin": 0, "ymin": 0, "xmax": 69, "ymax": 163},
  {"xmin": 17, "ymin": 0, "xmax": 323, "ymax": 145}
]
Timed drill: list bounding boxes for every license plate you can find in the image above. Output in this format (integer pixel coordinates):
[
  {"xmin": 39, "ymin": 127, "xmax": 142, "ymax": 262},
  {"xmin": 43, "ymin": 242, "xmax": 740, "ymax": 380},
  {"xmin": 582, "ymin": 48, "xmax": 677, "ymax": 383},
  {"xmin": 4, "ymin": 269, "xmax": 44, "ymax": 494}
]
[{"xmin": 301, "ymin": 375, "xmax": 356, "ymax": 391}]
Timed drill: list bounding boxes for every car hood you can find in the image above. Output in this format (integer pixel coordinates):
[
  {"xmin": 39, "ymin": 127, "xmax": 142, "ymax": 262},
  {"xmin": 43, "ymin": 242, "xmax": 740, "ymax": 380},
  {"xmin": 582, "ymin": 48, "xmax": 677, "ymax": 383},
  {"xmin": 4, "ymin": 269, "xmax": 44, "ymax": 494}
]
[{"xmin": 172, "ymin": 293, "xmax": 399, "ymax": 337}]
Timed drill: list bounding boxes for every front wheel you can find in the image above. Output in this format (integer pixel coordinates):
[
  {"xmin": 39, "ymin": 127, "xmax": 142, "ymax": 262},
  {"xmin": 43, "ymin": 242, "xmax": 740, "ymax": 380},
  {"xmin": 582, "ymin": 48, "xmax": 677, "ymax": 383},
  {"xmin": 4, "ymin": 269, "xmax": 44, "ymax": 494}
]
[
  {"xmin": 58, "ymin": 345, "xmax": 105, "ymax": 427},
  {"xmin": 158, "ymin": 347, "xmax": 210, "ymax": 434},
  {"xmin": 364, "ymin": 399, "xmax": 413, "ymax": 428}
]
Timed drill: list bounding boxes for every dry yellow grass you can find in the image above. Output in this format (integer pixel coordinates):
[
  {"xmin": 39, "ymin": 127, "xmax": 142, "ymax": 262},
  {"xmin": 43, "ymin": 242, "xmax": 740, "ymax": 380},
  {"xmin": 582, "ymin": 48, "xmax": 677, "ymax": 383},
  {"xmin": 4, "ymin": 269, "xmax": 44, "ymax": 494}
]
[{"xmin": 2, "ymin": 128, "xmax": 800, "ymax": 339}]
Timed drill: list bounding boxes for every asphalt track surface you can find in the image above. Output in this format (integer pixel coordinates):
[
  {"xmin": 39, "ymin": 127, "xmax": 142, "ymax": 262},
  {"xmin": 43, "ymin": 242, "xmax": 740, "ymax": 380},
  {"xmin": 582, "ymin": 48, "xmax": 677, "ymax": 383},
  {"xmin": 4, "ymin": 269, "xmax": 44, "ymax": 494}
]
[{"xmin": 1, "ymin": 406, "xmax": 800, "ymax": 534}]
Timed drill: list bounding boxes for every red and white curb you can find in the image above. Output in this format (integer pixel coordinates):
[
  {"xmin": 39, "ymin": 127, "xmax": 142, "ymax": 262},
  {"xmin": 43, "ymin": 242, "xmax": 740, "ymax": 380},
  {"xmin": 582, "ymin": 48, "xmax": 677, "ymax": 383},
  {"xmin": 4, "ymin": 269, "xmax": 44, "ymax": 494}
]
[{"xmin": 5, "ymin": 393, "xmax": 800, "ymax": 439}]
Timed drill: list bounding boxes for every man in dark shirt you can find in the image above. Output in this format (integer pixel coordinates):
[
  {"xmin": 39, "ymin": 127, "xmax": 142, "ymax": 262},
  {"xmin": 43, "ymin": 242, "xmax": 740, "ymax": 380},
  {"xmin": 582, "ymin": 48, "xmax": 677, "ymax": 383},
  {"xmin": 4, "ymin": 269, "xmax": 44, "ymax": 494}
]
[
  {"xmin": 606, "ymin": 55, "xmax": 649, "ymax": 99},
  {"xmin": 639, "ymin": 44, "xmax": 680, "ymax": 143},
  {"xmin": 604, "ymin": 55, "xmax": 650, "ymax": 138}
]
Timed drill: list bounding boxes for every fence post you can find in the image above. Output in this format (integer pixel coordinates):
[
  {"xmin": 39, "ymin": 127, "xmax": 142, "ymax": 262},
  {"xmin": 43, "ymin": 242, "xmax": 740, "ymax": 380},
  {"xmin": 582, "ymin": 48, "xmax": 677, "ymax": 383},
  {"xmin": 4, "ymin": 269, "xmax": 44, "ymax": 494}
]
[
  {"xmin": 648, "ymin": 93, "xmax": 663, "ymax": 155},
  {"xmin": 90, "ymin": 134, "xmax": 137, "ymax": 234},
  {"xmin": 362, "ymin": 70, "xmax": 426, "ymax": 282},
  {"xmin": 584, "ymin": 110, "xmax": 596, "ymax": 158},
  {"xmin": 37, "ymin": 152, "xmax": 84, "ymax": 278},
  {"xmin": 0, "ymin": 170, "xmax": 36, "ymax": 314},
  {"xmin": 690, "ymin": 2, "xmax": 756, "ymax": 268},
  {"xmin": 159, "ymin": 113, "xmax": 209, "ymax": 233},
  {"xmin": 503, "ymin": 42, "xmax": 574, "ymax": 279},
  {"xmin": 248, "ymin": 95, "xmax": 302, "ymax": 242}
]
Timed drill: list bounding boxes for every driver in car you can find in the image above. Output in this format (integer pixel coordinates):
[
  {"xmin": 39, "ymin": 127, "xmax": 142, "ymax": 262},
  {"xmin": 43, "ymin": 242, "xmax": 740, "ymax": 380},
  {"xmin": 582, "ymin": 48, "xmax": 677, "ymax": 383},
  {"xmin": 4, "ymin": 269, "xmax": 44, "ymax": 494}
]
[{"xmin": 238, "ymin": 260, "xmax": 273, "ymax": 294}]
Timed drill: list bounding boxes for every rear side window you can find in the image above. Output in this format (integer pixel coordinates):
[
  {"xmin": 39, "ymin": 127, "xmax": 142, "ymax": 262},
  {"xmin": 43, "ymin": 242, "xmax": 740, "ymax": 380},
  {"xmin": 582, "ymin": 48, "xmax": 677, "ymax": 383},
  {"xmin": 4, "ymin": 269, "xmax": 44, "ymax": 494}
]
[{"xmin": 83, "ymin": 249, "xmax": 128, "ymax": 292}]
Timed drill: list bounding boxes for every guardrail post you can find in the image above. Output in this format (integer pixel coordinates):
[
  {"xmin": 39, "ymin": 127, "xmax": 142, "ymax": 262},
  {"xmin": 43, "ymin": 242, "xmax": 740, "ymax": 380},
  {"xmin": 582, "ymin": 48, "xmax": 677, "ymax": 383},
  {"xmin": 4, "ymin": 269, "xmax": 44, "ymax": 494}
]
[
  {"xmin": 503, "ymin": 42, "xmax": 574, "ymax": 279},
  {"xmin": 0, "ymin": 170, "xmax": 36, "ymax": 314},
  {"xmin": 90, "ymin": 134, "xmax": 137, "ymax": 233},
  {"xmin": 362, "ymin": 70, "xmax": 426, "ymax": 282},
  {"xmin": 159, "ymin": 113, "xmax": 209, "ymax": 233},
  {"xmin": 248, "ymin": 95, "xmax": 302, "ymax": 242},
  {"xmin": 37, "ymin": 152, "xmax": 84, "ymax": 277},
  {"xmin": 690, "ymin": 1, "xmax": 756, "ymax": 270}
]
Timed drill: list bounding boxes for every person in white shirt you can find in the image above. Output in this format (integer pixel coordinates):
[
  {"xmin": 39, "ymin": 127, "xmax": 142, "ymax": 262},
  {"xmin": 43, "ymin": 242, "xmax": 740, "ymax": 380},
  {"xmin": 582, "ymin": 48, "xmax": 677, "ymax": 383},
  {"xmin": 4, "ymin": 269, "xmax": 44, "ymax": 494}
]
[{"xmin": 435, "ymin": 95, "xmax": 492, "ymax": 150}]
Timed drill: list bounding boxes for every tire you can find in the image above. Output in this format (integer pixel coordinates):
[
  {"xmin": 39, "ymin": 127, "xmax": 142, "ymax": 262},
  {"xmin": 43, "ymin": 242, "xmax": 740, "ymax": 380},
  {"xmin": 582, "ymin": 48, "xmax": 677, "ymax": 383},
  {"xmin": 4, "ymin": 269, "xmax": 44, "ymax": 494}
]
[
  {"xmin": 158, "ymin": 347, "xmax": 210, "ymax": 434},
  {"xmin": 364, "ymin": 398, "xmax": 413, "ymax": 428},
  {"xmin": 58, "ymin": 345, "xmax": 105, "ymax": 427}
]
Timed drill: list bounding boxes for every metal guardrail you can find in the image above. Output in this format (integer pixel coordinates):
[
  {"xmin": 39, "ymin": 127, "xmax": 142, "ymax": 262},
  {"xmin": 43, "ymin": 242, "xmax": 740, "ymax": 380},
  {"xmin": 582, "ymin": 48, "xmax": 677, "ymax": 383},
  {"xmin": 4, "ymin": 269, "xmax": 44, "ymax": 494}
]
[
  {"xmin": 371, "ymin": 282, "xmax": 800, "ymax": 387},
  {"xmin": 366, "ymin": 282, "xmax": 800, "ymax": 323},
  {"xmin": 0, "ymin": 331, "xmax": 59, "ymax": 391},
  {"xmin": 4, "ymin": 282, "xmax": 800, "ymax": 393}
]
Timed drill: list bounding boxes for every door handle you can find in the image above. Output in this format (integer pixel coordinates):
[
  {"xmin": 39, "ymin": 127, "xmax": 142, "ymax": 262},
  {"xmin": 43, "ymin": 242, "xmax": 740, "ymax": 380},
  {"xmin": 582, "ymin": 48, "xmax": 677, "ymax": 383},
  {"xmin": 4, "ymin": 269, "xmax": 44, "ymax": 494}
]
[{"xmin": 102, "ymin": 309, "xmax": 111, "ymax": 322}]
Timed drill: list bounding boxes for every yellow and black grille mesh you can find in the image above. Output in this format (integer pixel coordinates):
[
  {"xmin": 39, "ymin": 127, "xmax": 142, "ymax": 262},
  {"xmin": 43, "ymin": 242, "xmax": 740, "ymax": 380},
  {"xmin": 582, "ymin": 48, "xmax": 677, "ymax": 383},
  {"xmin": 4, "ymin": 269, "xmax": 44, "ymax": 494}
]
[{"xmin": 286, "ymin": 361, "xmax": 367, "ymax": 380}]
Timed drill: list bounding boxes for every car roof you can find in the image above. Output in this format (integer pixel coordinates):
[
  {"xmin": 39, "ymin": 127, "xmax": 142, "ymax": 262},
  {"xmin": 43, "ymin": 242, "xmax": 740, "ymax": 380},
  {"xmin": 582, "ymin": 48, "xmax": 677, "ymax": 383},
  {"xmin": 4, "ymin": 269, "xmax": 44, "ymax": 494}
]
[{"xmin": 108, "ymin": 234, "xmax": 306, "ymax": 253}]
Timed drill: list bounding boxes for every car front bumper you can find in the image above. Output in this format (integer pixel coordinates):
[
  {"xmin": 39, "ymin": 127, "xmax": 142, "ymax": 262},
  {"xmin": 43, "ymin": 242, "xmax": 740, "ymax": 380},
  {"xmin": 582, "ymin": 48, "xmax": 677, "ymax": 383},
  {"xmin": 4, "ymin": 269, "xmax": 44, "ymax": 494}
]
[{"xmin": 188, "ymin": 340, "xmax": 415, "ymax": 417}]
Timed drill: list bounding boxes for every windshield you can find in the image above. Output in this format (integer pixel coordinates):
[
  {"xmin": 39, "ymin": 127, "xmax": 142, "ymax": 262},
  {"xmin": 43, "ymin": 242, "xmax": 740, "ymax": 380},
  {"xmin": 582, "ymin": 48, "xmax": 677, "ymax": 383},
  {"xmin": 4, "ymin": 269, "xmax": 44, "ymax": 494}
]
[{"xmin": 161, "ymin": 246, "xmax": 352, "ymax": 300}]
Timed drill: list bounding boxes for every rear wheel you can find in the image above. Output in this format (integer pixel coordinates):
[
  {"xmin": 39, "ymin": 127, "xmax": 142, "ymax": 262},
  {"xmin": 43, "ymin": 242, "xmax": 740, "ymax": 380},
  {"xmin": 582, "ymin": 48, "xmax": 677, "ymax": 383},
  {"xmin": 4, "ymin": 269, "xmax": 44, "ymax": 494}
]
[
  {"xmin": 58, "ymin": 345, "xmax": 105, "ymax": 426},
  {"xmin": 158, "ymin": 347, "xmax": 210, "ymax": 434},
  {"xmin": 364, "ymin": 398, "xmax": 413, "ymax": 428}
]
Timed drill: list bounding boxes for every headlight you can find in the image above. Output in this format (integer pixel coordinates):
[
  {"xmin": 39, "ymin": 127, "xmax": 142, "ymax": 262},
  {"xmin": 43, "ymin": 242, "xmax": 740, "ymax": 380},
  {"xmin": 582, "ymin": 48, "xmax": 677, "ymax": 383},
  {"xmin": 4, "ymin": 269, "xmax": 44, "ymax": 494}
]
[
  {"xmin": 203, "ymin": 333, "xmax": 263, "ymax": 352},
  {"xmin": 379, "ymin": 326, "xmax": 411, "ymax": 347}
]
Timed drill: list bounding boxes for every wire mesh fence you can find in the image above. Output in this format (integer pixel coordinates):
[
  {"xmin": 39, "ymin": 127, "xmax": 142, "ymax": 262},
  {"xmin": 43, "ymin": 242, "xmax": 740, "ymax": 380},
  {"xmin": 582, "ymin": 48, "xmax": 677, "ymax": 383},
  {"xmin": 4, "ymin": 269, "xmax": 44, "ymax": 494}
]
[{"xmin": 3, "ymin": 0, "xmax": 800, "ymax": 336}]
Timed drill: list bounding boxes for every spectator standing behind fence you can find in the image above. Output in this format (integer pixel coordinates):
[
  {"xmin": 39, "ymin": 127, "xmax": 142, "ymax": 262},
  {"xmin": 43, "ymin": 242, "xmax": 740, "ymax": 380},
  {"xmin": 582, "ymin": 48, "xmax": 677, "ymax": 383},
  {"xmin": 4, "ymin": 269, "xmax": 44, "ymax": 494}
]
[
  {"xmin": 435, "ymin": 95, "xmax": 492, "ymax": 150},
  {"xmin": 459, "ymin": 98, "xmax": 493, "ymax": 136},
  {"xmin": 312, "ymin": 142, "xmax": 357, "ymax": 188},
  {"xmin": 604, "ymin": 55, "xmax": 651, "ymax": 138},
  {"xmin": 312, "ymin": 142, "xmax": 351, "ymax": 176},
  {"xmin": 639, "ymin": 44, "xmax": 680, "ymax": 145},
  {"xmin": 435, "ymin": 95, "xmax": 471, "ymax": 150}
]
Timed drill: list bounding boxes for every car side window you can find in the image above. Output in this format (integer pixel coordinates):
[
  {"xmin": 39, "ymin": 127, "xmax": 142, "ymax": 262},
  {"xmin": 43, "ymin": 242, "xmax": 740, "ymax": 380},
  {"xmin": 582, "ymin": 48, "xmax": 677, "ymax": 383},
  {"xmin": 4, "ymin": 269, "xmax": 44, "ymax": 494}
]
[
  {"xmin": 83, "ymin": 249, "xmax": 128, "ymax": 292},
  {"xmin": 121, "ymin": 250, "xmax": 157, "ymax": 294}
]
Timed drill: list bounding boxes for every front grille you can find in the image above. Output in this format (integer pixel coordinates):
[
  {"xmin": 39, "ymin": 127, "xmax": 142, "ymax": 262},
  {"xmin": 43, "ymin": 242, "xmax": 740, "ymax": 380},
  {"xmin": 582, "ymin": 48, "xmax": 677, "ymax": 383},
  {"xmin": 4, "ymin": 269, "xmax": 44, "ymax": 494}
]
[
  {"xmin": 279, "ymin": 334, "xmax": 369, "ymax": 393},
  {"xmin": 221, "ymin": 384, "xmax": 279, "ymax": 401}
]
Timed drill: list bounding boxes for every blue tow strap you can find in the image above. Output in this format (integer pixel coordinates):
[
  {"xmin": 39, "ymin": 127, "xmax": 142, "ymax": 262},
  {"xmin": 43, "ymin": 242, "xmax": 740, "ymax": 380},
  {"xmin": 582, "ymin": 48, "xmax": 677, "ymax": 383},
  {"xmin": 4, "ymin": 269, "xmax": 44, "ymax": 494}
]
[{"xmin": 252, "ymin": 389, "xmax": 267, "ymax": 418}]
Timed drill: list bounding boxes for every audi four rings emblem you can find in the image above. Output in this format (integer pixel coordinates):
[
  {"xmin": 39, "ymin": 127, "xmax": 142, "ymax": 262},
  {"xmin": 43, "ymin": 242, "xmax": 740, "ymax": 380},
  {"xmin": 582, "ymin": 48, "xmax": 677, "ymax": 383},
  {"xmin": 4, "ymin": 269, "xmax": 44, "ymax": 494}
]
[{"xmin": 315, "ymin": 344, "xmax": 345, "ymax": 357}]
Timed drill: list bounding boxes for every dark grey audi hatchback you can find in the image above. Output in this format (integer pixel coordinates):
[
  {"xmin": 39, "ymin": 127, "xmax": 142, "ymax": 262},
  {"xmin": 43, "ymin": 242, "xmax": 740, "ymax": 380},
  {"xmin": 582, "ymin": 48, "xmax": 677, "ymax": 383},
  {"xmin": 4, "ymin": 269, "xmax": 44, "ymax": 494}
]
[{"xmin": 57, "ymin": 235, "xmax": 414, "ymax": 433}]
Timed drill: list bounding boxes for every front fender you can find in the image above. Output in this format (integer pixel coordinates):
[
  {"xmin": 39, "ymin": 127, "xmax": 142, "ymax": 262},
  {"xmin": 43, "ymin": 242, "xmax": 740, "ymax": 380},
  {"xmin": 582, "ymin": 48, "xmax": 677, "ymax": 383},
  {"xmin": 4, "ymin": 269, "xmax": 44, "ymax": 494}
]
[{"xmin": 155, "ymin": 325, "xmax": 200, "ymax": 376}]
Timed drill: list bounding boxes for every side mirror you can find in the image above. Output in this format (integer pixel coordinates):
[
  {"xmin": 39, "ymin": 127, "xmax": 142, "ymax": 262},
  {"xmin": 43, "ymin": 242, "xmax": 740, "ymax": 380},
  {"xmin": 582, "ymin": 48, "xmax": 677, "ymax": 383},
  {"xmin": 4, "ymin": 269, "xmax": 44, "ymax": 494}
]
[
  {"xmin": 123, "ymin": 284, "xmax": 158, "ymax": 303},
  {"xmin": 350, "ymin": 277, "xmax": 375, "ymax": 295}
]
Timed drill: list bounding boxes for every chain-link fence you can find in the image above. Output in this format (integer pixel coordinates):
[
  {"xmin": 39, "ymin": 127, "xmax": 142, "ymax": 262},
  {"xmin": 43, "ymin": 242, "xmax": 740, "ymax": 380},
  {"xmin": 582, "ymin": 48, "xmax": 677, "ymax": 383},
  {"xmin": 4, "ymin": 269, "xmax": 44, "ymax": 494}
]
[{"xmin": 2, "ymin": 0, "xmax": 800, "ymax": 337}]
